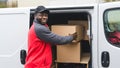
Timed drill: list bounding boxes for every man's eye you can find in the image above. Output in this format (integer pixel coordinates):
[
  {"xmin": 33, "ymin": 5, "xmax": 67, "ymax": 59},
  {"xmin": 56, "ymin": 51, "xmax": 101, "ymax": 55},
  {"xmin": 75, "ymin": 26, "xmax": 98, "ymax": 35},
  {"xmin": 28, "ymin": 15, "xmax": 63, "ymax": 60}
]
[{"xmin": 38, "ymin": 15, "xmax": 42, "ymax": 16}]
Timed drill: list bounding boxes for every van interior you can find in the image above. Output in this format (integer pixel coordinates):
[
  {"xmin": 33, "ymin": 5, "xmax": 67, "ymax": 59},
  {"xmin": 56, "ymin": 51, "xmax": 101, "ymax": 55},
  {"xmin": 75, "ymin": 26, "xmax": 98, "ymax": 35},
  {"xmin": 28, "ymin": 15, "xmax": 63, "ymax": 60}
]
[{"xmin": 30, "ymin": 8, "xmax": 92, "ymax": 68}]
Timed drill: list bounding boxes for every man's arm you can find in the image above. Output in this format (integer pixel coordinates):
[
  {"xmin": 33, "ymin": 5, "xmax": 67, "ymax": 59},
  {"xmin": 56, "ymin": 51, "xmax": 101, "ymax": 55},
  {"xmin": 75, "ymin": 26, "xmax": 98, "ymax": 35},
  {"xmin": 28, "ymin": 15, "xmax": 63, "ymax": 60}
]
[{"xmin": 34, "ymin": 23, "xmax": 74, "ymax": 45}]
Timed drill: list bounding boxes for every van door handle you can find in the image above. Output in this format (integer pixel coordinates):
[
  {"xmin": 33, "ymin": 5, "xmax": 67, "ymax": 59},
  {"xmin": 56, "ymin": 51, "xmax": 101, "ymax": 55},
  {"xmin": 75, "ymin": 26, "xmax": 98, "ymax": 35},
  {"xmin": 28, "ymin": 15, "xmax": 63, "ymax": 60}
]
[
  {"xmin": 20, "ymin": 49, "xmax": 26, "ymax": 64},
  {"xmin": 101, "ymin": 51, "xmax": 110, "ymax": 67}
]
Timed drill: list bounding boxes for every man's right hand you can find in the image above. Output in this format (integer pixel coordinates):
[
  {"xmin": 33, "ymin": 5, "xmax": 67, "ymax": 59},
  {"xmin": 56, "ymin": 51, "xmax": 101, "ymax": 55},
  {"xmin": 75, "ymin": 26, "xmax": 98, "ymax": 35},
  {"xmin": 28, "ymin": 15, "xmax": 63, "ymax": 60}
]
[{"xmin": 69, "ymin": 32, "xmax": 77, "ymax": 40}]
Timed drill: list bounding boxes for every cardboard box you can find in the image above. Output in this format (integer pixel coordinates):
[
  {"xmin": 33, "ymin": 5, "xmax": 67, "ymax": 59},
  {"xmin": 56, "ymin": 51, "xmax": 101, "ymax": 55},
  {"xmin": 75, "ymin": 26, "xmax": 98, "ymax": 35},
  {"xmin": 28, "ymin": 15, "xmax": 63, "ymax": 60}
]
[
  {"xmin": 68, "ymin": 20, "xmax": 89, "ymax": 40},
  {"xmin": 51, "ymin": 25, "xmax": 84, "ymax": 42},
  {"xmin": 51, "ymin": 25, "xmax": 83, "ymax": 62},
  {"xmin": 56, "ymin": 42, "xmax": 81, "ymax": 63}
]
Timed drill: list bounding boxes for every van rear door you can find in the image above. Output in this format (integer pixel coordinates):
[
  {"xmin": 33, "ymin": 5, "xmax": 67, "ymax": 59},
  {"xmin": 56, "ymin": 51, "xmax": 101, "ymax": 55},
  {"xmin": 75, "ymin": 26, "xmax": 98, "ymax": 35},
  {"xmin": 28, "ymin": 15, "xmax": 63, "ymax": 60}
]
[
  {"xmin": 99, "ymin": 2, "xmax": 120, "ymax": 68},
  {"xmin": 0, "ymin": 8, "xmax": 29, "ymax": 68}
]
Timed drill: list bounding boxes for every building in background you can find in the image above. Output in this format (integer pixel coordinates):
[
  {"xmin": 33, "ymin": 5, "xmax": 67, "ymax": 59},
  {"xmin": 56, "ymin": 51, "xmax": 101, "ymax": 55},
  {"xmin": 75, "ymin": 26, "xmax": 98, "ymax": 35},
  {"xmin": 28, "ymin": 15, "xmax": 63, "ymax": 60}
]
[
  {"xmin": 17, "ymin": 0, "xmax": 120, "ymax": 7},
  {"xmin": 0, "ymin": 0, "xmax": 120, "ymax": 8},
  {"xmin": 7, "ymin": 0, "xmax": 17, "ymax": 7},
  {"xmin": 18, "ymin": 0, "xmax": 48, "ymax": 7},
  {"xmin": 17, "ymin": 0, "xmax": 97, "ymax": 7}
]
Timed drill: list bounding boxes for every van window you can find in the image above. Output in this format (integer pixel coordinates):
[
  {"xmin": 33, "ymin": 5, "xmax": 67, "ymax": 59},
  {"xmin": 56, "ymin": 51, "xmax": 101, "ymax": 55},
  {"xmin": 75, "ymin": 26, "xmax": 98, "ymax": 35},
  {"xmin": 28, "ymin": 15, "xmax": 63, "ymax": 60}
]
[{"xmin": 104, "ymin": 9, "xmax": 120, "ymax": 47}]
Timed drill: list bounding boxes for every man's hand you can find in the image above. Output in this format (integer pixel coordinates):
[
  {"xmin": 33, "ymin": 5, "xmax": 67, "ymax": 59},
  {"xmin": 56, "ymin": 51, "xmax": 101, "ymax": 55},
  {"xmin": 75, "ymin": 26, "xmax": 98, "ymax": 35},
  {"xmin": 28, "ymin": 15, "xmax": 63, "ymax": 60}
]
[{"xmin": 69, "ymin": 32, "xmax": 77, "ymax": 40}]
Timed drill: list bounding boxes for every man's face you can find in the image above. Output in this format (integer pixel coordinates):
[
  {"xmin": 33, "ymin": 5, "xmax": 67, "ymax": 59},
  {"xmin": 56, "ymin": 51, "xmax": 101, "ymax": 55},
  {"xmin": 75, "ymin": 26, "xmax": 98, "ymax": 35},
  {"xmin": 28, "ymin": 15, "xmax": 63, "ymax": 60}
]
[{"xmin": 35, "ymin": 12, "xmax": 48, "ymax": 24}]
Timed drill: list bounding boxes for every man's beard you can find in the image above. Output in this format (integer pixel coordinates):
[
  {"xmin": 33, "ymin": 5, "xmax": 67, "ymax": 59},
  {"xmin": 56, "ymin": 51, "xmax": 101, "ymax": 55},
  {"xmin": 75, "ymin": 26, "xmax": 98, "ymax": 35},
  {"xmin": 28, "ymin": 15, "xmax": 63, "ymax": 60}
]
[{"xmin": 36, "ymin": 18, "xmax": 41, "ymax": 23}]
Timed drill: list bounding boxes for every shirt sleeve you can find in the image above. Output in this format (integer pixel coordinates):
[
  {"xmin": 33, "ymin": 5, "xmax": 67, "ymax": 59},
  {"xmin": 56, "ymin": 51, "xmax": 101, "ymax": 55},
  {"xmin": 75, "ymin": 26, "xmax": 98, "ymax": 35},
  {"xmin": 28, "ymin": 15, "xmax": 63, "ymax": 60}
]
[{"xmin": 34, "ymin": 23, "xmax": 73, "ymax": 45}]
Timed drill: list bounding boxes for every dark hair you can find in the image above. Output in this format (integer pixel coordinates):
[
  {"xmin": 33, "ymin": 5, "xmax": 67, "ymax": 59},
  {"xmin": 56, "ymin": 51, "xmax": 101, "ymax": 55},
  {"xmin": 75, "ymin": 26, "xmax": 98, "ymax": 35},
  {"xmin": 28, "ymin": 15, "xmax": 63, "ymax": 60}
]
[{"xmin": 35, "ymin": 6, "xmax": 49, "ymax": 14}]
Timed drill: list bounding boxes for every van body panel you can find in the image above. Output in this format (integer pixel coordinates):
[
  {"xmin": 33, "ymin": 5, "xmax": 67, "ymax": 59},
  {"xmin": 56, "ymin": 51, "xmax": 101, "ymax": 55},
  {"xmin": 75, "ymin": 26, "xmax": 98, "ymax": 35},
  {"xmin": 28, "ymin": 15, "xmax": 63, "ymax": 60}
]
[
  {"xmin": 0, "ymin": 8, "xmax": 30, "ymax": 68},
  {"xmin": 99, "ymin": 2, "xmax": 120, "ymax": 68},
  {"xmin": 90, "ymin": 4, "xmax": 98, "ymax": 68}
]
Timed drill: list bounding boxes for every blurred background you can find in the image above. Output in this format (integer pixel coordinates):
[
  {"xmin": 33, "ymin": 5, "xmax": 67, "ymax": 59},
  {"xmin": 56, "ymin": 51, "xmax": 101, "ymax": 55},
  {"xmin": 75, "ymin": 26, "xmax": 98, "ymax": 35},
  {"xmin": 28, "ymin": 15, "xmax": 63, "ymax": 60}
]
[{"xmin": 0, "ymin": 0, "xmax": 120, "ymax": 8}]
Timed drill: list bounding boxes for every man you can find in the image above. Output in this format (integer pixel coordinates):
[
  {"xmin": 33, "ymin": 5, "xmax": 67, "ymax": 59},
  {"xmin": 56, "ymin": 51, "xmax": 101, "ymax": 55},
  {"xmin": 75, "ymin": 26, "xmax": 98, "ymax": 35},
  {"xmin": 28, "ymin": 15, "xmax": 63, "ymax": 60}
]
[{"xmin": 25, "ymin": 6, "xmax": 77, "ymax": 68}]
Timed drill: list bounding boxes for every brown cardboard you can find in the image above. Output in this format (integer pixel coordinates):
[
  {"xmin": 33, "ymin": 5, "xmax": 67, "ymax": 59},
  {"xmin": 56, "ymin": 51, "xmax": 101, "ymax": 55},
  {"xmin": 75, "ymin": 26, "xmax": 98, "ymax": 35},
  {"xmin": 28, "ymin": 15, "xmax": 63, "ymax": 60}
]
[
  {"xmin": 80, "ymin": 53, "xmax": 90, "ymax": 64},
  {"xmin": 51, "ymin": 25, "xmax": 84, "ymax": 42},
  {"xmin": 51, "ymin": 25, "xmax": 82, "ymax": 62},
  {"xmin": 55, "ymin": 53, "xmax": 90, "ymax": 68},
  {"xmin": 68, "ymin": 20, "xmax": 89, "ymax": 40},
  {"xmin": 56, "ymin": 42, "xmax": 81, "ymax": 63},
  {"xmin": 80, "ymin": 53, "xmax": 90, "ymax": 68}
]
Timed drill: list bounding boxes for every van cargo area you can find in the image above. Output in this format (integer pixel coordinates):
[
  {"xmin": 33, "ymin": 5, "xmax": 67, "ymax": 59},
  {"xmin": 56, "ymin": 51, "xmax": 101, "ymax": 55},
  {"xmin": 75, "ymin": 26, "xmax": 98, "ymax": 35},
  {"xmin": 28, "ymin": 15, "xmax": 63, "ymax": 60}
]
[{"xmin": 30, "ymin": 8, "xmax": 91, "ymax": 68}]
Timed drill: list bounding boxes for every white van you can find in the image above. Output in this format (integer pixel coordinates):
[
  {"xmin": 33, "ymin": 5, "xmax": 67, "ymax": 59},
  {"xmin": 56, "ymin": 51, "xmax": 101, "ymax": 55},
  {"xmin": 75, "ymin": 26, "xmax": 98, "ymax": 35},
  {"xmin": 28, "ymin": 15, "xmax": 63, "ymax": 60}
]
[{"xmin": 0, "ymin": 2, "xmax": 120, "ymax": 68}]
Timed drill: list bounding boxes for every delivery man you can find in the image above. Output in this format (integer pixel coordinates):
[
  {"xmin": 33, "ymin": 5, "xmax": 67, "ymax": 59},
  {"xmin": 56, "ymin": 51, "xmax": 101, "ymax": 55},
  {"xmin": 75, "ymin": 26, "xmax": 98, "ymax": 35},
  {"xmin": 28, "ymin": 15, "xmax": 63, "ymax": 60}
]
[{"xmin": 25, "ymin": 6, "xmax": 77, "ymax": 68}]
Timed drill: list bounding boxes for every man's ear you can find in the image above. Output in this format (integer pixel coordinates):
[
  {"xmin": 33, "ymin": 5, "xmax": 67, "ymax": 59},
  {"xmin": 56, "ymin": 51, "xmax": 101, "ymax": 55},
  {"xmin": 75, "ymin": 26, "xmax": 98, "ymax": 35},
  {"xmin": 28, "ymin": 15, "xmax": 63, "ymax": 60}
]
[{"xmin": 34, "ymin": 14, "xmax": 37, "ymax": 19}]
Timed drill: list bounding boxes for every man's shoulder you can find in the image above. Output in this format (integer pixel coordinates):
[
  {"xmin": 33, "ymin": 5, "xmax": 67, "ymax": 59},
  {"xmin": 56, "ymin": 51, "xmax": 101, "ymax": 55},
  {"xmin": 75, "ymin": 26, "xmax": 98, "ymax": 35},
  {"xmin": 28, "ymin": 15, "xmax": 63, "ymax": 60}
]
[{"xmin": 35, "ymin": 23, "xmax": 49, "ymax": 32}]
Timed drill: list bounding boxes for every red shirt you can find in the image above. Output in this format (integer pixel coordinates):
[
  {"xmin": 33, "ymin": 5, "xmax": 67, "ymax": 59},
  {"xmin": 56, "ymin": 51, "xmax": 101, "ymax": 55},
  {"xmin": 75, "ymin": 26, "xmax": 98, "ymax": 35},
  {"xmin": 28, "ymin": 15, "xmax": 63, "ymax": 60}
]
[{"xmin": 25, "ymin": 24, "xmax": 52, "ymax": 68}]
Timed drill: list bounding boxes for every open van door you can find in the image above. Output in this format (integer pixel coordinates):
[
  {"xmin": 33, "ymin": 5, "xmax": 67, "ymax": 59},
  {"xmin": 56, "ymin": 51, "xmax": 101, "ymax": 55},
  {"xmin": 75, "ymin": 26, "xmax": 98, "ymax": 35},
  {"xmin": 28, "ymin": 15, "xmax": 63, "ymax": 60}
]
[
  {"xmin": 0, "ymin": 8, "xmax": 29, "ymax": 68},
  {"xmin": 99, "ymin": 2, "xmax": 120, "ymax": 68}
]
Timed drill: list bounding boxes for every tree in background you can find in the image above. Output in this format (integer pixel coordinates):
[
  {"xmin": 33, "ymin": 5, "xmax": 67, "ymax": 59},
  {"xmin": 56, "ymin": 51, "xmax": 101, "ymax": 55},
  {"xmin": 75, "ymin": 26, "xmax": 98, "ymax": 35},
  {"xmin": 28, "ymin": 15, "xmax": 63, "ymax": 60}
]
[
  {"xmin": 0, "ymin": 0, "xmax": 17, "ymax": 8},
  {"xmin": 0, "ymin": 0, "xmax": 7, "ymax": 8}
]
